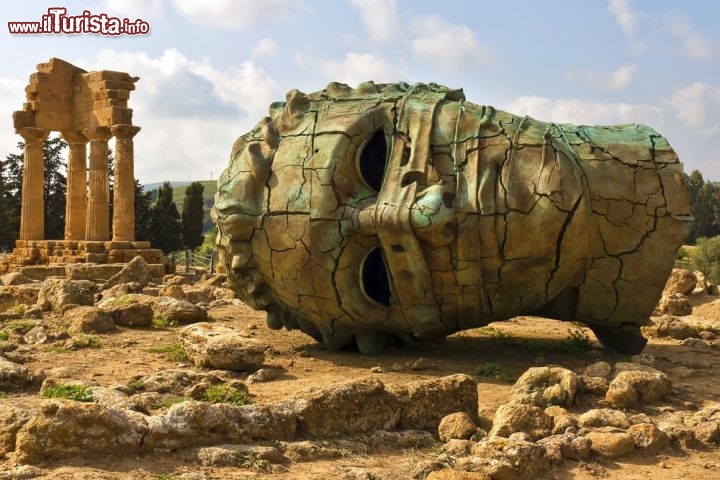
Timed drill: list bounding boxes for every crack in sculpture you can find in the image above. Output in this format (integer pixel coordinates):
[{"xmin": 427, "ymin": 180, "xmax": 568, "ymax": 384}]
[{"xmin": 213, "ymin": 82, "xmax": 692, "ymax": 355}]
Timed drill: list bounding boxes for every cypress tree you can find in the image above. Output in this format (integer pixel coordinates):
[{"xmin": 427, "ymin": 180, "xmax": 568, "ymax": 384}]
[
  {"xmin": 182, "ymin": 181, "xmax": 205, "ymax": 250},
  {"xmin": 134, "ymin": 179, "xmax": 153, "ymax": 242},
  {"xmin": 149, "ymin": 181, "xmax": 182, "ymax": 254}
]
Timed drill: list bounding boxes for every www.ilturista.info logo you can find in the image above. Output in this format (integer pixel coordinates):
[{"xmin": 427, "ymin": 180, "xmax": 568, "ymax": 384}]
[{"xmin": 8, "ymin": 7, "xmax": 150, "ymax": 35}]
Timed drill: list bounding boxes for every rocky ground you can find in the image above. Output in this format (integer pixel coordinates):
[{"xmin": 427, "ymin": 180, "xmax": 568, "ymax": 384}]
[{"xmin": 0, "ymin": 260, "xmax": 718, "ymax": 480}]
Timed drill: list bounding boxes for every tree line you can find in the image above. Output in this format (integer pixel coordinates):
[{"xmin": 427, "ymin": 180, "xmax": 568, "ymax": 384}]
[{"xmin": 0, "ymin": 136, "xmax": 205, "ymax": 254}]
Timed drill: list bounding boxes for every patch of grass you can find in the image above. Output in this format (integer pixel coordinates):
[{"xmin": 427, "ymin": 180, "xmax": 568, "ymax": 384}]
[
  {"xmin": 68, "ymin": 335, "xmax": 102, "ymax": 349},
  {"xmin": 146, "ymin": 342, "xmax": 189, "ymax": 362},
  {"xmin": 200, "ymin": 385, "xmax": 252, "ymax": 406},
  {"xmin": 0, "ymin": 330, "xmax": 9, "ymax": 341},
  {"xmin": 160, "ymin": 396, "xmax": 190, "ymax": 408},
  {"xmin": 239, "ymin": 455, "xmax": 270, "ymax": 471},
  {"xmin": 2, "ymin": 320, "xmax": 36, "ymax": 334},
  {"xmin": 562, "ymin": 328, "xmax": 592, "ymax": 354},
  {"xmin": 45, "ymin": 346, "xmax": 71, "ymax": 353},
  {"xmin": 128, "ymin": 379, "xmax": 146, "ymax": 391},
  {"xmin": 113, "ymin": 295, "xmax": 137, "ymax": 306},
  {"xmin": 12, "ymin": 303, "xmax": 27, "ymax": 315},
  {"xmin": 40, "ymin": 384, "xmax": 93, "ymax": 402},
  {"xmin": 150, "ymin": 474, "xmax": 184, "ymax": 480},
  {"xmin": 0, "ymin": 391, "xmax": 7, "ymax": 398},
  {"xmin": 151, "ymin": 315, "xmax": 178, "ymax": 328},
  {"xmin": 475, "ymin": 362, "xmax": 515, "ymax": 383}
]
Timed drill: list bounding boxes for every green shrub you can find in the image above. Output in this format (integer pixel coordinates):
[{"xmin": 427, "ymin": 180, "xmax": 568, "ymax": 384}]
[
  {"xmin": 2, "ymin": 320, "xmax": 36, "ymax": 334},
  {"xmin": 146, "ymin": 342, "xmax": 188, "ymax": 362},
  {"xmin": 68, "ymin": 335, "xmax": 102, "ymax": 349},
  {"xmin": 40, "ymin": 384, "xmax": 93, "ymax": 402},
  {"xmin": 0, "ymin": 331, "xmax": 9, "ymax": 341},
  {"xmin": 690, "ymin": 236, "xmax": 720, "ymax": 284},
  {"xmin": 151, "ymin": 315, "xmax": 178, "ymax": 329},
  {"xmin": 200, "ymin": 385, "xmax": 252, "ymax": 406}
]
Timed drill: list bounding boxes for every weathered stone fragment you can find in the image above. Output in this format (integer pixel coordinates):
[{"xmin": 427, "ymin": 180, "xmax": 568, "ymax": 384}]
[
  {"xmin": 663, "ymin": 268, "xmax": 697, "ymax": 295},
  {"xmin": 64, "ymin": 306, "xmax": 115, "ymax": 334},
  {"xmin": 438, "ymin": 412, "xmax": 477, "ymax": 442},
  {"xmin": 605, "ymin": 370, "xmax": 673, "ymax": 408},
  {"xmin": 36, "ymin": 279, "xmax": 95, "ymax": 311},
  {"xmin": 178, "ymin": 322, "xmax": 266, "ymax": 370}
]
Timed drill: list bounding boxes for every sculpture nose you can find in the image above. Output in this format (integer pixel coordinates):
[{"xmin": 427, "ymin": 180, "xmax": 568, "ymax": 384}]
[{"xmin": 357, "ymin": 184, "xmax": 455, "ymax": 247}]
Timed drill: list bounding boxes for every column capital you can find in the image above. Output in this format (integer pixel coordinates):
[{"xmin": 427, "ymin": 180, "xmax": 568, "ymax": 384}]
[
  {"xmin": 16, "ymin": 127, "xmax": 49, "ymax": 143},
  {"xmin": 110, "ymin": 124, "xmax": 141, "ymax": 139},
  {"xmin": 60, "ymin": 130, "xmax": 88, "ymax": 144},
  {"xmin": 83, "ymin": 127, "xmax": 112, "ymax": 142}
]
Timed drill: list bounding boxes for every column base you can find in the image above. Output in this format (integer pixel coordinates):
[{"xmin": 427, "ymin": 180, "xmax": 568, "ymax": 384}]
[{"xmin": 3, "ymin": 239, "xmax": 173, "ymax": 278}]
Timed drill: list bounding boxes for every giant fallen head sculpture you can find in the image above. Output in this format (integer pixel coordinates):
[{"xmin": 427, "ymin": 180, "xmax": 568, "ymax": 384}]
[{"xmin": 213, "ymin": 82, "xmax": 692, "ymax": 355}]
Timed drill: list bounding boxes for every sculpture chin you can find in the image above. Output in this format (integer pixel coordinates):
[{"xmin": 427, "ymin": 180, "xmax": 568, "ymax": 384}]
[{"xmin": 213, "ymin": 81, "xmax": 692, "ymax": 355}]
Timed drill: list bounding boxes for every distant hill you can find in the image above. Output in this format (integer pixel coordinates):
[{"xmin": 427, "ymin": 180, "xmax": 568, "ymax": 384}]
[{"xmin": 142, "ymin": 180, "xmax": 218, "ymax": 232}]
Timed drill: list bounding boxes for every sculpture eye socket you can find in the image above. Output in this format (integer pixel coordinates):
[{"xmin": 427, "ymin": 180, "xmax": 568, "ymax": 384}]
[
  {"xmin": 361, "ymin": 247, "xmax": 391, "ymax": 306},
  {"xmin": 358, "ymin": 130, "xmax": 388, "ymax": 192}
]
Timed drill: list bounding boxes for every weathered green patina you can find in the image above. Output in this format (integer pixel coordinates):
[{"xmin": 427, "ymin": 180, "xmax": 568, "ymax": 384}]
[{"xmin": 213, "ymin": 82, "xmax": 692, "ymax": 354}]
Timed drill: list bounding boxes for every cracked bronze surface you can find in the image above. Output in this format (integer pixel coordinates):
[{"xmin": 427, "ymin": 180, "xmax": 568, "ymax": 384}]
[{"xmin": 213, "ymin": 82, "xmax": 692, "ymax": 354}]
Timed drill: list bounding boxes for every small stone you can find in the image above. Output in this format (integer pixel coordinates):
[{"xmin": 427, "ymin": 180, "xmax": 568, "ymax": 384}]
[
  {"xmin": 584, "ymin": 428, "xmax": 635, "ymax": 458},
  {"xmin": 247, "ymin": 368, "xmax": 282, "ymax": 384},
  {"xmin": 627, "ymin": 423, "xmax": 670, "ymax": 452},
  {"xmin": 488, "ymin": 403, "xmax": 552, "ymax": 440},
  {"xmin": 694, "ymin": 421, "xmax": 720, "ymax": 444},
  {"xmin": 605, "ymin": 370, "xmax": 673, "ymax": 409},
  {"xmin": 582, "ymin": 361, "xmax": 612, "ymax": 379},
  {"xmin": 438, "ymin": 412, "xmax": 477, "ymax": 442},
  {"xmin": 64, "ymin": 306, "xmax": 115, "ymax": 334},
  {"xmin": 577, "ymin": 409, "xmax": 630, "ymax": 429}
]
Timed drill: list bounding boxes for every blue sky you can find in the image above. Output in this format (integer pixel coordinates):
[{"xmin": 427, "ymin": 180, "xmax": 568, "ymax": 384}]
[{"xmin": 1, "ymin": 0, "xmax": 719, "ymax": 183}]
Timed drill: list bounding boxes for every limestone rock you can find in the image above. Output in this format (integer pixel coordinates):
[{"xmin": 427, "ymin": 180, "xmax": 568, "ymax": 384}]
[
  {"xmin": 153, "ymin": 296, "xmax": 207, "ymax": 324},
  {"xmin": 582, "ymin": 361, "xmax": 612, "ymax": 379},
  {"xmin": 101, "ymin": 256, "xmax": 153, "ymax": 291},
  {"xmin": 605, "ymin": 370, "xmax": 673, "ymax": 408},
  {"xmin": 0, "ymin": 272, "xmax": 33, "ymax": 286},
  {"xmin": 577, "ymin": 408, "xmax": 630, "ymax": 429},
  {"xmin": 488, "ymin": 403, "xmax": 552, "ymax": 440},
  {"xmin": 627, "ymin": 422, "xmax": 670, "ymax": 451},
  {"xmin": 466, "ymin": 436, "xmax": 550, "ymax": 480},
  {"xmin": 427, "ymin": 471, "xmax": 491, "ymax": 480},
  {"xmin": 64, "ymin": 306, "xmax": 115, "ymax": 334},
  {"xmin": 388, "ymin": 374, "xmax": 478, "ymax": 430},
  {"xmin": 0, "ymin": 285, "xmax": 39, "ymax": 309},
  {"xmin": 654, "ymin": 293, "xmax": 692, "ymax": 316},
  {"xmin": 124, "ymin": 369, "xmax": 224, "ymax": 395},
  {"xmin": 578, "ymin": 375, "xmax": 609, "ymax": 396},
  {"xmin": 0, "ymin": 355, "xmax": 31, "ymax": 391},
  {"xmin": 0, "ymin": 403, "xmax": 32, "ymax": 455},
  {"xmin": 510, "ymin": 367, "xmax": 578, "ymax": 407},
  {"xmin": 694, "ymin": 271, "xmax": 708, "ymax": 293},
  {"xmin": 441, "ymin": 439, "xmax": 474, "ymax": 456},
  {"xmin": 651, "ymin": 316, "xmax": 698, "ymax": 340},
  {"xmin": 289, "ymin": 377, "xmax": 398, "ymax": 437},
  {"xmin": 246, "ymin": 367, "xmax": 282, "ymax": 384},
  {"xmin": 438, "ymin": 412, "xmax": 477, "ymax": 442},
  {"xmin": 23, "ymin": 326, "xmax": 49, "ymax": 345},
  {"xmin": 36, "ymin": 279, "xmax": 95, "ymax": 311},
  {"xmin": 544, "ymin": 405, "xmax": 577, "ymax": 435},
  {"xmin": 280, "ymin": 439, "xmax": 346, "ymax": 461},
  {"xmin": 366, "ymin": 430, "xmax": 437, "ymax": 450},
  {"xmin": 613, "ymin": 361, "xmax": 662, "ymax": 376},
  {"xmin": 536, "ymin": 433, "xmax": 591, "ymax": 463},
  {"xmin": 194, "ymin": 443, "xmax": 286, "ymax": 467},
  {"xmin": 143, "ymin": 401, "xmax": 296, "ymax": 450},
  {"xmin": 693, "ymin": 421, "xmax": 720, "ymax": 444},
  {"xmin": 14, "ymin": 401, "xmax": 147, "ymax": 464},
  {"xmin": 104, "ymin": 302, "xmax": 153, "ymax": 328},
  {"xmin": 663, "ymin": 268, "xmax": 697, "ymax": 295},
  {"xmin": 179, "ymin": 322, "xmax": 266, "ymax": 371},
  {"xmin": 158, "ymin": 284, "xmax": 185, "ymax": 299},
  {"xmin": 584, "ymin": 427, "xmax": 635, "ymax": 458}
]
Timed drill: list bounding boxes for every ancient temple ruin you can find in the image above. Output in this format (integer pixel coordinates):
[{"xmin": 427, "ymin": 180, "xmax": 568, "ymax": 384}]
[{"xmin": 1, "ymin": 58, "xmax": 164, "ymax": 273}]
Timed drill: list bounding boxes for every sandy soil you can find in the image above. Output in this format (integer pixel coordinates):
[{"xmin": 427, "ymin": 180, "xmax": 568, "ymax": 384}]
[{"xmin": 0, "ymin": 292, "xmax": 719, "ymax": 480}]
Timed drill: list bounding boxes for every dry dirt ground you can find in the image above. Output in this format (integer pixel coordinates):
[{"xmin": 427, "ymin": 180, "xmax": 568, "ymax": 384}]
[{"xmin": 1, "ymin": 289, "xmax": 720, "ymax": 479}]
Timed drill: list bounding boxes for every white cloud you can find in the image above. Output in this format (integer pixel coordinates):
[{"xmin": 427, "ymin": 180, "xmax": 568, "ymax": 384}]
[
  {"xmin": 668, "ymin": 82, "xmax": 720, "ymax": 136},
  {"xmin": 570, "ymin": 65, "xmax": 638, "ymax": 91},
  {"xmin": 349, "ymin": 0, "xmax": 398, "ymax": 42},
  {"xmin": 318, "ymin": 52, "xmax": 406, "ymax": 87},
  {"xmin": 102, "ymin": 0, "xmax": 163, "ymax": 17},
  {"xmin": 506, "ymin": 96, "xmax": 665, "ymax": 128},
  {"xmin": 82, "ymin": 48, "xmax": 279, "ymax": 182},
  {"xmin": 0, "ymin": 77, "xmax": 31, "ymax": 160},
  {"xmin": 252, "ymin": 38, "xmax": 279, "ymax": 58},
  {"xmin": 410, "ymin": 16, "xmax": 493, "ymax": 69},
  {"xmin": 665, "ymin": 13, "xmax": 716, "ymax": 61},
  {"xmin": 171, "ymin": 0, "xmax": 304, "ymax": 29},
  {"xmin": 607, "ymin": 0, "xmax": 646, "ymax": 51}
]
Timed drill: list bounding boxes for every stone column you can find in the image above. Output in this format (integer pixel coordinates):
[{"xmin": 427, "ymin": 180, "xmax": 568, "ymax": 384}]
[
  {"xmin": 60, "ymin": 131, "xmax": 88, "ymax": 241},
  {"xmin": 17, "ymin": 127, "xmax": 49, "ymax": 240},
  {"xmin": 110, "ymin": 124, "xmax": 141, "ymax": 242},
  {"xmin": 84, "ymin": 127, "xmax": 112, "ymax": 241}
]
